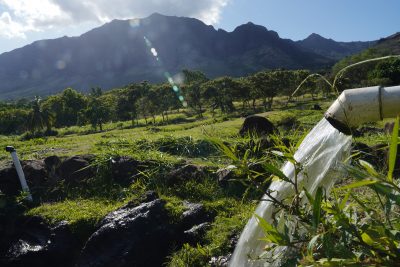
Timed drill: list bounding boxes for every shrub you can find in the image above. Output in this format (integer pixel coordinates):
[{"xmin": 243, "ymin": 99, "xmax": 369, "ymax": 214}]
[{"xmin": 255, "ymin": 116, "xmax": 400, "ymax": 266}]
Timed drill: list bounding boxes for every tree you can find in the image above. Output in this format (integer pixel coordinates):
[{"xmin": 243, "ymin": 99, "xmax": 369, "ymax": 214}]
[
  {"xmin": 236, "ymin": 77, "xmax": 252, "ymax": 110},
  {"xmin": 84, "ymin": 88, "xmax": 111, "ymax": 131},
  {"xmin": 250, "ymin": 71, "xmax": 277, "ymax": 111},
  {"xmin": 182, "ymin": 70, "xmax": 208, "ymax": 117},
  {"xmin": 369, "ymin": 58, "xmax": 400, "ymax": 85},
  {"xmin": 201, "ymin": 77, "xmax": 239, "ymax": 114},
  {"xmin": 42, "ymin": 88, "xmax": 87, "ymax": 127},
  {"xmin": 154, "ymin": 83, "xmax": 181, "ymax": 122},
  {"xmin": 27, "ymin": 96, "xmax": 54, "ymax": 133},
  {"xmin": 0, "ymin": 109, "xmax": 29, "ymax": 134}
]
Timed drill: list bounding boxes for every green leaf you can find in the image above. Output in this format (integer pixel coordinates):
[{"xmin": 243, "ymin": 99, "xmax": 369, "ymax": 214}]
[
  {"xmin": 208, "ymin": 138, "xmax": 238, "ymax": 162},
  {"xmin": 255, "ymin": 214, "xmax": 288, "ymax": 245},
  {"xmin": 361, "ymin": 232, "xmax": 375, "ymax": 246},
  {"xmin": 307, "ymin": 234, "xmax": 321, "ymax": 254},
  {"xmin": 339, "ymin": 189, "xmax": 351, "ymax": 210},
  {"xmin": 313, "ymin": 187, "xmax": 323, "ymax": 230},
  {"xmin": 262, "ymin": 162, "xmax": 288, "ymax": 181},
  {"xmin": 337, "ymin": 180, "xmax": 378, "ymax": 190},
  {"xmin": 388, "ymin": 116, "xmax": 399, "ymax": 182},
  {"xmin": 303, "ymin": 187, "xmax": 314, "ymax": 205},
  {"xmin": 359, "ymin": 160, "xmax": 378, "ymax": 177}
]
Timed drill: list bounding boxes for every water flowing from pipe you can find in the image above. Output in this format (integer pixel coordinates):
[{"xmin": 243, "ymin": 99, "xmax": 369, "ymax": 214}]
[{"xmin": 230, "ymin": 118, "xmax": 352, "ymax": 266}]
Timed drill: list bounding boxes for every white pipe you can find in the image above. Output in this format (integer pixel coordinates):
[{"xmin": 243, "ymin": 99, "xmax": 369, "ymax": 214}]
[
  {"xmin": 6, "ymin": 146, "xmax": 33, "ymax": 201},
  {"xmin": 325, "ymin": 85, "xmax": 400, "ymax": 134}
]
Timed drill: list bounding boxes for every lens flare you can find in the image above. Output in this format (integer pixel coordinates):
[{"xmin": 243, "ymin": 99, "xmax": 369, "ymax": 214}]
[
  {"xmin": 150, "ymin": 48, "xmax": 158, "ymax": 57},
  {"xmin": 56, "ymin": 60, "xmax": 66, "ymax": 70},
  {"xmin": 144, "ymin": 36, "xmax": 187, "ymax": 106},
  {"xmin": 129, "ymin": 19, "xmax": 140, "ymax": 28}
]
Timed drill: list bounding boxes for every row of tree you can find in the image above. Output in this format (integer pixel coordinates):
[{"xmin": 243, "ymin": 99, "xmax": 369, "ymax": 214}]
[
  {"xmin": 1, "ymin": 57, "xmax": 398, "ymax": 136},
  {"xmin": 0, "ymin": 69, "xmax": 320, "ymax": 135}
]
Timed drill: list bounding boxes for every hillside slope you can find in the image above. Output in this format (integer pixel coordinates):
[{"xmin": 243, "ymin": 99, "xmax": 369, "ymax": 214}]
[{"xmin": 0, "ymin": 13, "xmax": 377, "ymax": 99}]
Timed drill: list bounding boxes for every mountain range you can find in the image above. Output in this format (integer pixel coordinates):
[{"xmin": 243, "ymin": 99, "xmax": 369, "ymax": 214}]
[{"xmin": 0, "ymin": 13, "xmax": 380, "ymax": 99}]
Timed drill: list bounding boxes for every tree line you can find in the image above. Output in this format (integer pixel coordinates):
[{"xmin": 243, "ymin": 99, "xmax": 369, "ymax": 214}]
[{"xmin": 0, "ymin": 57, "xmax": 398, "ymax": 136}]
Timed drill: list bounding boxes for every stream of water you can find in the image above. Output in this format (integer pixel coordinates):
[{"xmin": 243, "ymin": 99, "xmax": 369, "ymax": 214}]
[{"xmin": 230, "ymin": 118, "xmax": 352, "ymax": 266}]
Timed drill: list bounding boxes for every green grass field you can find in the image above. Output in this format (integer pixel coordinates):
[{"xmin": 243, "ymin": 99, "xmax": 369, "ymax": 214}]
[{"xmin": 1, "ymin": 96, "xmax": 397, "ymax": 266}]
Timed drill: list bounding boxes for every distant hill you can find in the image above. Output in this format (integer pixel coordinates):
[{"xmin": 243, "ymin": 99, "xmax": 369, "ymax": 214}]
[
  {"xmin": 333, "ymin": 32, "xmax": 400, "ymax": 73},
  {"xmin": 0, "ymin": 13, "xmax": 380, "ymax": 99},
  {"xmin": 297, "ymin": 33, "xmax": 375, "ymax": 60},
  {"xmin": 372, "ymin": 32, "xmax": 400, "ymax": 55}
]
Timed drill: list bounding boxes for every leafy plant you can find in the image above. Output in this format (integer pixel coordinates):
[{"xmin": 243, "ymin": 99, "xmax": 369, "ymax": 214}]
[{"xmin": 254, "ymin": 116, "xmax": 400, "ymax": 266}]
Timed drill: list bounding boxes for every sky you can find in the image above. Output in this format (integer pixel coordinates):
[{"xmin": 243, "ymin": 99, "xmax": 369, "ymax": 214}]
[{"xmin": 0, "ymin": 0, "xmax": 399, "ymax": 54}]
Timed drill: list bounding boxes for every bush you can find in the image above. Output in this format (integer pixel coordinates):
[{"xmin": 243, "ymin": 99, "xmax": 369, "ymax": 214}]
[{"xmin": 254, "ymin": 116, "xmax": 400, "ymax": 266}]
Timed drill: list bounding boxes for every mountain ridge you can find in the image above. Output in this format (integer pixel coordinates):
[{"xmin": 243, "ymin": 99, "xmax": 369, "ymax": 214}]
[{"xmin": 0, "ymin": 13, "xmax": 376, "ymax": 99}]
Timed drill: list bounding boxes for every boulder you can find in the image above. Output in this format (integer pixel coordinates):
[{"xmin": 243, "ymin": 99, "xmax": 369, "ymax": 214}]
[
  {"xmin": 77, "ymin": 199, "xmax": 176, "ymax": 267},
  {"xmin": 352, "ymin": 143, "xmax": 400, "ymax": 177},
  {"xmin": 353, "ymin": 126, "xmax": 384, "ymax": 137},
  {"xmin": 1, "ymin": 216, "xmax": 78, "ymax": 267},
  {"xmin": 210, "ymin": 254, "xmax": 231, "ymax": 267},
  {"xmin": 110, "ymin": 156, "xmax": 142, "ymax": 185},
  {"xmin": 0, "ymin": 160, "xmax": 47, "ymax": 196},
  {"xmin": 180, "ymin": 202, "xmax": 212, "ymax": 230},
  {"xmin": 216, "ymin": 166, "xmax": 236, "ymax": 186},
  {"xmin": 183, "ymin": 222, "xmax": 211, "ymax": 245},
  {"xmin": 57, "ymin": 155, "xmax": 95, "ymax": 183},
  {"xmin": 209, "ymin": 233, "xmax": 239, "ymax": 267},
  {"xmin": 166, "ymin": 164, "xmax": 207, "ymax": 185},
  {"xmin": 0, "ymin": 166, "xmax": 19, "ymax": 195},
  {"xmin": 44, "ymin": 155, "xmax": 62, "ymax": 181},
  {"xmin": 352, "ymin": 142, "xmax": 387, "ymax": 170},
  {"xmin": 239, "ymin": 115, "xmax": 276, "ymax": 137},
  {"xmin": 22, "ymin": 160, "xmax": 47, "ymax": 187},
  {"xmin": 312, "ymin": 104, "xmax": 322, "ymax": 110}
]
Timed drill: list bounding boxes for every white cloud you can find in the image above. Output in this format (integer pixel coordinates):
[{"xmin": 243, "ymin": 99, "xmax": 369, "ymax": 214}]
[
  {"xmin": 0, "ymin": 0, "xmax": 230, "ymax": 39},
  {"xmin": 0, "ymin": 11, "xmax": 27, "ymax": 38}
]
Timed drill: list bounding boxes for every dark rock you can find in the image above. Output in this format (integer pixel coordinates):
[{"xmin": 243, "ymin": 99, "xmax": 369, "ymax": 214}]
[
  {"xmin": 312, "ymin": 104, "xmax": 322, "ymax": 110},
  {"xmin": 166, "ymin": 164, "xmax": 207, "ymax": 185},
  {"xmin": 352, "ymin": 142, "xmax": 400, "ymax": 177},
  {"xmin": 227, "ymin": 233, "xmax": 239, "ymax": 250},
  {"xmin": 216, "ymin": 166, "xmax": 236, "ymax": 186},
  {"xmin": 110, "ymin": 156, "xmax": 142, "ymax": 185},
  {"xmin": 210, "ymin": 254, "xmax": 231, "ymax": 267},
  {"xmin": 209, "ymin": 233, "xmax": 238, "ymax": 267},
  {"xmin": 138, "ymin": 190, "xmax": 158, "ymax": 203},
  {"xmin": 277, "ymin": 116, "xmax": 299, "ymax": 130},
  {"xmin": 239, "ymin": 115, "xmax": 276, "ymax": 137},
  {"xmin": 44, "ymin": 155, "xmax": 61, "ymax": 180},
  {"xmin": 22, "ymin": 160, "xmax": 47, "ymax": 187},
  {"xmin": 353, "ymin": 126, "xmax": 384, "ymax": 137},
  {"xmin": 0, "ymin": 166, "xmax": 20, "ymax": 195},
  {"xmin": 216, "ymin": 162, "xmax": 266, "ymax": 186},
  {"xmin": 1, "ymin": 216, "xmax": 78, "ymax": 267},
  {"xmin": 0, "ymin": 160, "xmax": 47, "ymax": 196},
  {"xmin": 352, "ymin": 142, "xmax": 387, "ymax": 170},
  {"xmin": 180, "ymin": 202, "xmax": 212, "ymax": 230},
  {"xmin": 77, "ymin": 199, "xmax": 176, "ymax": 267},
  {"xmin": 122, "ymin": 191, "xmax": 159, "ymax": 209},
  {"xmin": 183, "ymin": 222, "xmax": 211, "ymax": 244},
  {"xmin": 57, "ymin": 155, "xmax": 94, "ymax": 183}
]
